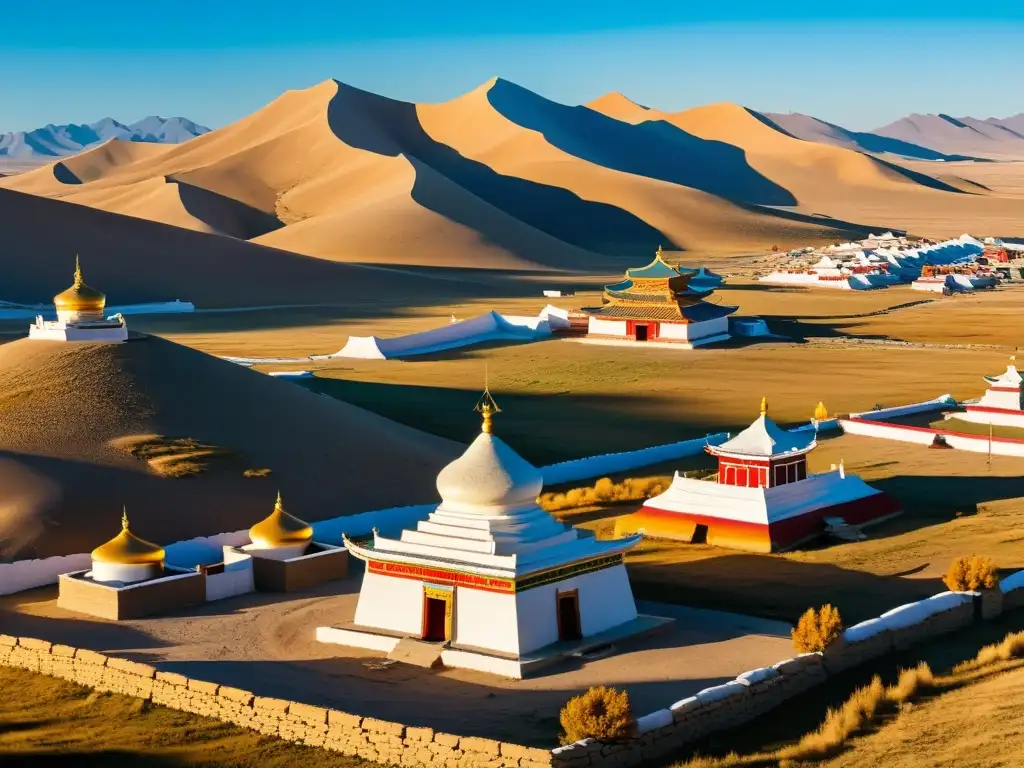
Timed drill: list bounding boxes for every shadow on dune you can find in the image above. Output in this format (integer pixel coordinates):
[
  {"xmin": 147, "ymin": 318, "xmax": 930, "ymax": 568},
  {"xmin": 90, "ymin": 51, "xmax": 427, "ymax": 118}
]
[
  {"xmin": 486, "ymin": 79, "xmax": 797, "ymax": 206},
  {"xmin": 51, "ymin": 162, "xmax": 82, "ymax": 185},
  {"xmin": 325, "ymin": 80, "xmax": 668, "ymax": 260},
  {"xmin": 172, "ymin": 177, "xmax": 284, "ymax": 239}
]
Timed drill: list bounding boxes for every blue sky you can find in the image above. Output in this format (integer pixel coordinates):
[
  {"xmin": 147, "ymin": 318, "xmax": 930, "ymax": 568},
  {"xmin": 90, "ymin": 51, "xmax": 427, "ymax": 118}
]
[{"xmin": 2, "ymin": 2, "xmax": 1022, "ymax": 132}]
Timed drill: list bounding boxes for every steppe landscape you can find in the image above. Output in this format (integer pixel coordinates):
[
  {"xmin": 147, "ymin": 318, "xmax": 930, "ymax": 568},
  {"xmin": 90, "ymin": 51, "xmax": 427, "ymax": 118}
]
[{"xmin": 3, "ymin": 43, "xmax": 1024, "ymax": 768}]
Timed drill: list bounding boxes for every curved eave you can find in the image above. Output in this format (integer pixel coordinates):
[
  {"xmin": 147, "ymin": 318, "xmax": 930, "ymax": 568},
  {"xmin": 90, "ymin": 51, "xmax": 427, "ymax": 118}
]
[{"xmin": 707, "ymin": 443, "xmax": 816, "ymax": 461}]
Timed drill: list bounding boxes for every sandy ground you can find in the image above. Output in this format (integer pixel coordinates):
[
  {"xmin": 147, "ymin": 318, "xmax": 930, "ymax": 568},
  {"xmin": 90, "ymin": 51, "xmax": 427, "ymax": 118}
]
[{"xmin": 0, "ymin": 571, "xmax": 791, "ymax": 747}]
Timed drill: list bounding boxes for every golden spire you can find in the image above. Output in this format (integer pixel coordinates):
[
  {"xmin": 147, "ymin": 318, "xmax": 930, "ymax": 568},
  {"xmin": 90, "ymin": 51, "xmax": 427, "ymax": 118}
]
[
  {"xmin": 814, "ymin": 401, "xmax": 828, "ymax": 421},
  {"xmin": 475, "ymin": 388, "xmax": 501, "ymax": 434},
  {"xmin": 74, "ymin": 254, "xmax": 83, "ymax": 285},
  {"xmin": 656, "ymin": 244, "xmax": 663, "ymax": 260},
  {"xmin": 760, "ymin": 396, "xmax": 768, "ymax": 416},
  {"xmin": 91, "ymin": 506, "xmax": 165, "ymax": 565},
  {"xmin": 1011, "ymin": 355, "xmax": 1016, "ymax": 366},
  {"xmin": 54, "ymin": 254, "xmax": 106, "ymax": 313},
  {"xmin": 121, "ymin": 505, "xmax": 130, "ymax": 531}
]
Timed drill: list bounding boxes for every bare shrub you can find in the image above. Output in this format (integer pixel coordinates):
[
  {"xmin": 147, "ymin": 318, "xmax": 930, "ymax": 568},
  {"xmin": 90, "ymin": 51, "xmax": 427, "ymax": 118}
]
[
  {"xmin": 943, "ymin": 555, "xmax": 999, "ymax": 591},
  {"xmin": 541, "ymin": 477, "xmax": 667, "ymax": 512},
  {"xmin": 886, "ymin": 662, "xmax": 934, "ymax": 703},
  {"xmin": 792, "ymin": 604, "xmax": 844, "ymax": 653},
  {"xmin": 559, "ymin": 685, "xmax": 633, "ymax": 744}
]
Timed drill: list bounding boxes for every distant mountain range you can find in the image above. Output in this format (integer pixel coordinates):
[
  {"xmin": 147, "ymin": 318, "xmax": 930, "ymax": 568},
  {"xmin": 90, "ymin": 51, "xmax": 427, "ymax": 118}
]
[
  {"xmin": 0, "ymin": 116, "xmax": 210, "ymax": 159},
  {"xmin": 766, "ymin": 111, "xmax": 1024, "ymax": 161}
]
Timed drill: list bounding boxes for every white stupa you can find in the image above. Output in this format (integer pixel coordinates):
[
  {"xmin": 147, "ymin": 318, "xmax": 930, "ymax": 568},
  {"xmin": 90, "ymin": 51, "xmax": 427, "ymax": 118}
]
[
  {"xmin": 958, "ymin": 357, "xmax": 1024, "ymax": 428},
  {"xmin": 324, "ymin": 390, "xmax": 649, "ymax": 677},
  {"xmin": 29, "ymin": 256, "xmax": 127, "ymax": 342}
]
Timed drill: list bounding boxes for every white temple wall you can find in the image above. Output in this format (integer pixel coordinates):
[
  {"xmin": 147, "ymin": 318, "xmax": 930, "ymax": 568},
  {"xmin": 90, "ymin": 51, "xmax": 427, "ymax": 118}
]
[
  {"xmin": 657, "ymin": 317, "xmax": 730, "ymax": 342},
  {"xmin": 656, "ymin": 322, "xmax": 691, "ymax": 340},
  {"xmin": 979, "ymin": 390, "xmax": 1021, "ymax": 410},
  {"xmin": 515, "ymin": 565, "xmax": 639, "ymax": 654},
  {"xmin": 28, "ymin": 323, "xmax": 128, "ymax": 342},
  {"xmin": 353, "ymin": 572, "xmax": 424, "ymax": 635},
  {"xmin": 90, "ymin": 561, "xmax": 162, "ymax": 585},
  {"xmin": 454, "ymin": 588, "xmax": 520, "ymax": 654},
  {"xmin": 588, "ymin": 318, "xmax": 628, "ymax": 337}
]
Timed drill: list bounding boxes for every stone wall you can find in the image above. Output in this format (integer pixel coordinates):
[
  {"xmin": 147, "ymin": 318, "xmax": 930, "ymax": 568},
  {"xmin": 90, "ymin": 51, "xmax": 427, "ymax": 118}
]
[
  {"xmin": 5, "ymin": 581, "xmax": 1024, "ymax": 767},
  {"xmin": 0, "ymin": 633, "xmax": 552, "ymax": 768}
]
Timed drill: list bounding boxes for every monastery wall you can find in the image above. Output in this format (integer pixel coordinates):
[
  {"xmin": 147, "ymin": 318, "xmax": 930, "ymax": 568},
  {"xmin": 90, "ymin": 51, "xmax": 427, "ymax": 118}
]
[{"xmin": 841, "ymin": 417, "xmax": 1024, "ymax": 458}]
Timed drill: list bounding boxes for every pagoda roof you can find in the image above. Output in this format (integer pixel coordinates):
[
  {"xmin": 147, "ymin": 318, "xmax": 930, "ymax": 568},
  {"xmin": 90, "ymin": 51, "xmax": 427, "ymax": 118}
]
[
  {"xmin": 709, "ymin": 410, "xmax": 815, "ymax": 459},
  {"xmin": 625, "ymin": 249, "xmax": 681, "ymax": 279},
  {"xmin": 984, "ymin": 361, "xmax": 1022, "ymax": 388}
]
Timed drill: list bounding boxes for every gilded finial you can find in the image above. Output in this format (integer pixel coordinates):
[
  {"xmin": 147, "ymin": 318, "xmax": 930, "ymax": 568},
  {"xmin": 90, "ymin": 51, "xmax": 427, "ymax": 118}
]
[
  {"xmin": 1011, "ymin": 355, "xmax": 1016, "ymax": 366},
  {"xmin": 475, "ymin": 388, "xmax": 501, "ymax": 434},
  {"xmin": 74, "ymin": 254, "xmax": 83, "ymax": 285},
  {"xmin": 274, "ymin": 490, "xmax": 283, "ymax": 511},
  {"xmin": 121, "ymin": 505, "xmax": 130, "ymax": 531},
  {"xmin": 760, "ymin": 396, "xmax": 768, "ymax": 416},
  {"xmin": 656, "ymin": 244, "xmax": 663, "ymax": 260},
  {"xmin": 814, "ymin": 401, "xmax": 828, "ymax": 422}
]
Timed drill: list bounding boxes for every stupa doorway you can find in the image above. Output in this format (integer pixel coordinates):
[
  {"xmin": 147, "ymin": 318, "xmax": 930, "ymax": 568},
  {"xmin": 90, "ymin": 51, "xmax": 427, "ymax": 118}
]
[
  {"xmin": 422, "ymin": 587, "xmax": 452, "ymax": 642},
  {"xmin": 557, "ymin": 590, "xmax": 582, "ymax": 641}
]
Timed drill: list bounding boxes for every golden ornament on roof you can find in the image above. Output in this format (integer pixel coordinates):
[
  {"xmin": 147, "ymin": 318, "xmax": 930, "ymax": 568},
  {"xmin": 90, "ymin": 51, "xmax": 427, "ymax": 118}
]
[
  {"xmin": 249, "ymin": 492, "xmax": 313, "ymax": 547},
  {"xmin": 814, "ymin": 402, "xmax": 828, "ymax": 421},
  {"xmin": 54, "ymin": 256, "xmax": 106, "ymax": 313},
  {"xmin": 474, "ymin": 388, "xmax": 502, "ymax": 434},
  {"xmin": 91, "ymin": 508, "xmax": 165, "ymax": 565},
  {"xmin": 760, "ymin": 396, "xmax": 768, "ymax": 416}
]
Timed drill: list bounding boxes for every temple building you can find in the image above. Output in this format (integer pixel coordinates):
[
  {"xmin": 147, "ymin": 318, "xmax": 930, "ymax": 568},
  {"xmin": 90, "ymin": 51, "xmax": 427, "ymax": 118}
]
[
  {"xmin": 240, "ymin": 493, "xmax": 348, "ymax": 592},
  {"xmin": 320, "ymin": 392, "xmax": 664, "ymax": 678},
  {"xmin": 617, "ymin": 399, "xmax": 900, "ymax": 552},
  {"xmin": 957, "ymin": 357, "xmax": 1024, "ymax": 428},
  {"xmin": 29, "ymin": 257, "xmax": 127, "ymax": 342},
  {"xmin": 579, "ymin": 247, "xmax": 736, "ymax": 348}
]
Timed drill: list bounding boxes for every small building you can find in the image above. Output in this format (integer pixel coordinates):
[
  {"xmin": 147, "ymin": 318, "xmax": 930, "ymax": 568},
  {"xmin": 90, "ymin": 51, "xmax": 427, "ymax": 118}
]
[
  {"xmin": 617, "ymin": 399, "xmax": 900, "ymax": 552},
  {"xmin": 957, "ymin": 357, "xmax": 1024, "ymax": 428},
  {"xmin": 29, "ymin": 257, "xmax": 128, "ymax": 342},
  {"xmin": 58, "ymin": 511, "xmax": 206, "ymax": 620},
  {"xmin": 239, "ymin": 492, "xmax": 348, "ymax": 592},
  {"xmin": 580, "ymin": 247, "xmax": 736, "ymax": 348},
  {"xmin": 320, "ymin": 392, "xmax": 665, "ymax": 677}
]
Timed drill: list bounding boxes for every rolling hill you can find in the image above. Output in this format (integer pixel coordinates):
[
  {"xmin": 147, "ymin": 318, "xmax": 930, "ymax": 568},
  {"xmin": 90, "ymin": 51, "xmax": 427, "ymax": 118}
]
[
  {"xmin": 2, "ymin": 79, "xmax": 1023, "ymax": 287},
  {"xmin": 0, "ymin": 334, "xmax": 461, "ymax": 560}
]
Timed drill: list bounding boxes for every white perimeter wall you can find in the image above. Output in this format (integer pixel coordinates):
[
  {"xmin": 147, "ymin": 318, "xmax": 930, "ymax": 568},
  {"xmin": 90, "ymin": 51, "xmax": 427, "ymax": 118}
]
[
  {"xmin": 0, "ymin": 554, "xmax": 91, "ymax": 595},
  {"xmin": 959, "ymin": 409, "xmax": 1024, "ymax": 428},
  {"xmin": 353, "ymin": 572, "xmax": 425, "ymax": 635},
  {"xmin": 206, "ymin": 549, "xmax": 255, "ymax": 602},
  {"xmin": 588, "ymin": 318, "xmax": 628, "ymax": 336},
  {"xmin": 841, "ymin": 418, "xmax": 1024, "ymax": 458}
]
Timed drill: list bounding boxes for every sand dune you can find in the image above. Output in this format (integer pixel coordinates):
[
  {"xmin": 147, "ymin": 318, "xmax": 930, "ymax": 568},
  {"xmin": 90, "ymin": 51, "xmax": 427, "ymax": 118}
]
[
  {"xmin": 0, "ymin": 335, "xmax": 460, "ymax": 560},
  {"xmin": 0, "ymin": 187, "xmax": 486, "ymax": 307},
  {"xmin": 4, "ymin": 77, "xmax": 1024, "ymax": 277}
]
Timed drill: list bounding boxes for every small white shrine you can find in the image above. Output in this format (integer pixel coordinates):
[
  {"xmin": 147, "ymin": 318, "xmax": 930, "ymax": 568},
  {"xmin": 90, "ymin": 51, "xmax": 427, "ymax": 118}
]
[
  {"xmin": 320, "ymin": 391, "xmax": 654, "ymax": 677},
  {"xmin": 29, "ymin": 257, "xmax": 127, "ymax": 342},
  {"xmin": 958, "ymin": 357, "xmax": 1024, "ymax": 428}
]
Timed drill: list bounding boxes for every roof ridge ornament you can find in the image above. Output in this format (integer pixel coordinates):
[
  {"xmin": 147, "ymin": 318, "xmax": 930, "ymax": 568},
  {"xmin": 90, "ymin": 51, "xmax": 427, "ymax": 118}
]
[
  {"xmin": 475, "ymin": 388, "xmax": 501, "ymax": 434},
  {"xmin": 760, "ymin": 396, "xmax": 768, "ymax": 417}
]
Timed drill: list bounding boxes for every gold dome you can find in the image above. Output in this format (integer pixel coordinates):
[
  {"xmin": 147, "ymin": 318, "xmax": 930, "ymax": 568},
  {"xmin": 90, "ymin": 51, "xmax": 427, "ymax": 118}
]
[
  {"xmin": 249, "ymin": 492, "xmax": 313, "ymax": 547},
  {"xmin": 91, "ymin": 510, "xmax": 165, "ymax": 565},
  {"xmin": 54, "ymin": 256, "xmax": 106, "ymax": 313}
]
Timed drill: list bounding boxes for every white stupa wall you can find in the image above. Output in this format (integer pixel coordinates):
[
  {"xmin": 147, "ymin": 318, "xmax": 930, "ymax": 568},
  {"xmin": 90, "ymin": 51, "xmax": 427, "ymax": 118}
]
[
  {"xmin": 353, "ymin": 571, "xmax": 425, "ymax": 635},
  {"xmin": 454, "ymin": 588, "xmax": 520, "ymax": 654},
  {"xmin": 958, "ymin": 409, "xmax": 1024, "ymax": 429},
  {"xmin": 241, "ymin": 541, "xmax": 309, "ymax": 560},
  {"xmin": 89, "ymin": 561, "xmax": 162, "ymax": 585},
  {"xmin": 977, "ymin": 388, "xmax": 1022, "ymax": 411},
  {"xmin": 516, "ymin": 564, "xmax": 638, "ymax": 655}
]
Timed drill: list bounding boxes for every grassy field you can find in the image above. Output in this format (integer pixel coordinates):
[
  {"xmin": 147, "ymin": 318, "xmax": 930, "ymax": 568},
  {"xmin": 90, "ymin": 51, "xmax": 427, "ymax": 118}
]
[{"xmin": 0, "ymin": 666, "xmax": 369, "ymax": 767}]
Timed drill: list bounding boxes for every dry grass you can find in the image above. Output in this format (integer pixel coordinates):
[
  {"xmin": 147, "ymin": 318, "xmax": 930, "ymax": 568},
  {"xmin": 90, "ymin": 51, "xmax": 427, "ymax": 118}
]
[
  {"xmin": 559, "ymin": 685, "xmax": 634, "ymax": 745},
  {"xmin": 243, "ymin": 467, "xmax": 273, "ymax": 478},
  {"xmin": 540, "ymin": 476, "xmax": 667, "ymax": 513},
  {"xmin": 885, "ymin": 662, "xmax": 935, "ymax": 704},
  {"xmin": 0, "ymin": 665, "xmax": 369, "ymax": 766},
  {"xmin": 779, "ymin": 675, "xmax": 887, "ymax": 762},
  {"xmin": 943, "ymin": 556, "xmax": 999, "ymax": 592},
  {"xmin": 792, "ymin": 605, "xmax": 844, "ymax": 653},
  {"xmin": 954, "ymin": 630, "xmax": 1024, "ymax": 673},
  {"xmin": 111, "ymin": 434, "xmax": 240, "ymax": 478}
]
